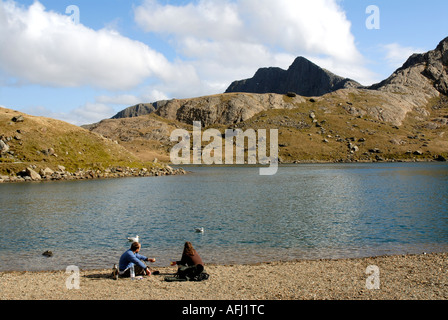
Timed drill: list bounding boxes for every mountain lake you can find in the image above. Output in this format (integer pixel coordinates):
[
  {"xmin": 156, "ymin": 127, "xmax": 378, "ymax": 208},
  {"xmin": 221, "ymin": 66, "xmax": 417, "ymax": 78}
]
[{"xmin": 0, "ymin": 162, "xmax": 447, "ymax": 271}]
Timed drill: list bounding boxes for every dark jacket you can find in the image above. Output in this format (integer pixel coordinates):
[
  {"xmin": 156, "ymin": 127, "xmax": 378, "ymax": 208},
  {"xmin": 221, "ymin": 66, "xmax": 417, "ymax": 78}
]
[{"xmin": 177, "ymin": 250, "xmax": 203, "ymax": 266}]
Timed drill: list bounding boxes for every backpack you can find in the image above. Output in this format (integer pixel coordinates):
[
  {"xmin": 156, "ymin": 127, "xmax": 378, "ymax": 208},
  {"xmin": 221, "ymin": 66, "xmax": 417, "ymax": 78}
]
[{"xmin": 164, "ymin": 264, "xmax": 209, "ymax": 282}]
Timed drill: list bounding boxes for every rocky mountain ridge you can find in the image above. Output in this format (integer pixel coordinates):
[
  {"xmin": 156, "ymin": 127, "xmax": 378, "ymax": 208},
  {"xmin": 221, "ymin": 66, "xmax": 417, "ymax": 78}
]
[
  {"xmin": 225, "ymin": 56, "xmax": 361, "ymax": 96},
  {"xmin": 108, "ymin": 55, "xmax": 362, "ymax": 123},
  {"xmin": 110, "ymin": 37, "xmax": 448, "ymax": 127}
]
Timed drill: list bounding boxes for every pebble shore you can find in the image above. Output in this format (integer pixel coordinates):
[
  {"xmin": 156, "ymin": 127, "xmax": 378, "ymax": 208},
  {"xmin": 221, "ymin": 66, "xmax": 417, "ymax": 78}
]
[{"xmin": 1, "ymin": 253, "xmax": 446, "ymax": 300}]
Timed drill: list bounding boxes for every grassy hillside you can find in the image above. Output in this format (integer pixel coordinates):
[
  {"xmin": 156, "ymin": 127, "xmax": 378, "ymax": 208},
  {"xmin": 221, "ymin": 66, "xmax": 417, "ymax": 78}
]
[
  {"xmin": 86, "ymin": 91, "xmax": 448, "ymax": 164},
  {"xmin": 235, "ymin": 94, "xmax": 448, "ymax": 162},
  {"xmin": 84, "ymin": 113, "xmax": 190, "ymax": 163},
  {"xmin": 0, "ymin": 107, "xmax": 159, "ymax": 176}
]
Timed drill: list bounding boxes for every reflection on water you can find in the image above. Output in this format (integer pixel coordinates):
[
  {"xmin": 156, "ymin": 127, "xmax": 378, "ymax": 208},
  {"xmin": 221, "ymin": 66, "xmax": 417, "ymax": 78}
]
[{"xmin": 0, "ymin": 163, "xmax": 447, "ymax": 271}]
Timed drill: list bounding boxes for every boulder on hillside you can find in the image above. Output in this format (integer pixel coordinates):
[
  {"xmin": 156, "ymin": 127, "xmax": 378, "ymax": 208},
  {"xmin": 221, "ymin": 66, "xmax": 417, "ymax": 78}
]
[
  {"xmin": 0, "ymin": 139, "xmax": 9, "ymax": 154},
  {"xmin": 39, "ymin": 167, "xmax": 55, "ymax": 177},
  {"xmin": 11, "ymin": 115, "xmax": 24, "ymax": 123},
  {"xmin": 25, "ymin": 167, "xmax": 42, "ymax": 181}
]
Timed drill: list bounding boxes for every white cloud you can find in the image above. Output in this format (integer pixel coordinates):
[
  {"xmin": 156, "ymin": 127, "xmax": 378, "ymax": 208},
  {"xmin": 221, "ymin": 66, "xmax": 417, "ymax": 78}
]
[
  {"xmin": 135, "ymin": 0, "xmax": 243, "ymax": 40},
  {"xmin": 134, "ymin": 0, "xmax": 374, "ymax": 86},
  {"xmin": 135, "ymin": 0, "xmax": 359, "ymax": 61},
  {"xmin": 58, "ymin": 91, "xmax": 173, "ymax": 126},
  {"xmin": 23, "ymin": 103, "xmax": 116, "ymax": 126},
  {"xmin": 95, "ymin": 94, "xmax": 142, "ymax": 106},
  {"xmin": 20, "ymin": 89, "xmax": 174, "ymax": 126},
  {"xmin": 239, "ymin": 0, "xmax": 360, "ymax": 62},
  {"xmin": 70, "ymin": 102, "xmax": 116, "ymax": 125},
  {"xmin": 139, "ymin": 89, "xmax": 170, "ymax": 103},
  {"xmin": 382, "ymin": 43, "xmax": 425, "ymax": 69},
  {"xmin": 0, "ymin": 0, "xmax": 197, "ymax": 91}
]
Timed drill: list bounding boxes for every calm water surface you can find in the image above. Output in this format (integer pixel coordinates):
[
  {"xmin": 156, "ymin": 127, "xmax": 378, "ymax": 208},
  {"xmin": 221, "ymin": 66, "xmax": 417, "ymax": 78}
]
[{"xmin": 0, "ymin": 163, "xmax": 447, "ymax": 271}]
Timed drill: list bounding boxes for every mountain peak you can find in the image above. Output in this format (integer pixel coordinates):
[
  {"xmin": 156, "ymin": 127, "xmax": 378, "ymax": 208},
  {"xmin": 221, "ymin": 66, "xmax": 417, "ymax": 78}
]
[
  {"xmin": 225, "ymin": 56, "xmax": 360, "ymax": 97},
  {"xmin": 436, "ymin": 36, "xmax": 448, "ymax": 51}
]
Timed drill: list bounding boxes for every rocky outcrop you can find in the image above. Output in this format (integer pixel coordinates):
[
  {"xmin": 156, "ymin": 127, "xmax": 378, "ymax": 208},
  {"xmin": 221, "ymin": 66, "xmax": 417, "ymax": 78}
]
[
  {"xmin": 370, "ymin": 37, "xmax": 448, "ymax": 98},
  {"xmin": 105, "ymin": 57, "xmax": 362, "ymax": 126},
  {"xmin": 106, "ymin": 93, "xmax": 306, "ymax": 127},
  {"xmin": 155, "ymin": 93, "xmax": 306, "ymax": 126},
  {"xmin": 110, "ymin": 100, "xmax": 170, "ymax": 119},
  {"xmin": 323, "ymin": 88, "xmax": 431, "ymax": 126},
  {"xmin": 225, "ymin": 56, "xmax": 361, "ymax": 96}
]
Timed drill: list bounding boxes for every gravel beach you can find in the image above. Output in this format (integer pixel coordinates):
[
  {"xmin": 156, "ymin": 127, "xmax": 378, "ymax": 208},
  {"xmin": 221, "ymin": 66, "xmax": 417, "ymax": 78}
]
[{"xmin": 0, "ymin": 253, "xmax": 447, "ymax": 300}]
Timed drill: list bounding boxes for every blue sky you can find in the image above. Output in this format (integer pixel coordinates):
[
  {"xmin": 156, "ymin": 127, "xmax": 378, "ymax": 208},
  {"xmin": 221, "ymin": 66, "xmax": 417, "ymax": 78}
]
[{"xmin": 1, "ymin": 0, "xmax": 447, "ymax": 125}]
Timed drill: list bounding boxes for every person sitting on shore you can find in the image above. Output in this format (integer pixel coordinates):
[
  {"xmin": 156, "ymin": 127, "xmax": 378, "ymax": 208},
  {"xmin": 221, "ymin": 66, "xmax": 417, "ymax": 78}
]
[
  {"xmin": 171, "ymin": 241, "xmax": 204, "ymax": 268},
  {"xmin": 118, "ymin": 242, "xmax": 156, "ymax": 277},
  {"xmin": 169, "ymin": 241, "xmax": 208, "ymax": 281}
]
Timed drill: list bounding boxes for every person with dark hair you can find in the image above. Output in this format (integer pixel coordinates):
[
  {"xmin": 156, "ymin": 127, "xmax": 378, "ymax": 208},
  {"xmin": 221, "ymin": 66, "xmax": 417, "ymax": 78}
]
[
  {"xmin": 171, "ymin": 241, "xmax": 204, "ymax": 268},
  {"xmin": 166, "ymin": 241, "xmax": 208, "ymax": 282},
  {"xmin": 118, "ymin": 242, "xmax": 156, "ymax": 277}
]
